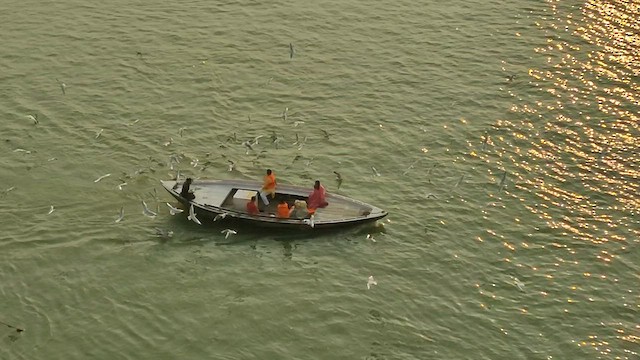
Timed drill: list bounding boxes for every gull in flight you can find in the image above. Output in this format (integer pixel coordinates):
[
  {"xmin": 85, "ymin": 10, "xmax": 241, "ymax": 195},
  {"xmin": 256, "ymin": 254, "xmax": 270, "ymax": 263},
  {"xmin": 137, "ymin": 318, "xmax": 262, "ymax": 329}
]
[
  {"xmin": 166, "ymin": 202, "xmax": 184, "ymax": 215},
  {"xmin": 482, "ymin": 131, "xmax": 489, "ymax": 151},
  {"xmin": 27, "ymin": 114, "xmax": 38, "ymax": 125},
  {"xmin": 94, "ymin": 173, "xmax": 111, "ymax": 183},
  {"xmin": 252, "ymin": 135, "xmax": 264, "ymax": 145},
  {"xmin": 154, "ymin": 227, "xmax": 174, "ymax": 239},
  {"xmin": 117, "ymin": 182, "xmax": 127, "ymax": 190},
  {"xmin": 115, "ymin": 207, "xmax": 124, "ymax": 223},
  {"xmin": 178, "ymin": 127, "xmax": 187, "ymax": 137},
  {"xmin": 367, "ymin": 275, "xmax": 377, "ymax": 290},
  {"xmin": 213, "ymin": 212, "xmax": 228, "ymax": 222},
  {"xmin": 169, "ymin": 153, "xmax": 181, "ymax": 170},
  {"xmin": 13, "ymin": 148, "xmax": 31, "ymax": 154},
  {"xmin": 425, "ymin": 193, "xmax": 438, "ymax": 200},
  {"xmin": 305, "ymin": 158, "xmax": 314, "ymax": 167},
  {"xmin": 371, "ymin": 167, "xmax": 381, "ymax": 177},
  {"xmin": 221, "ymin": 229, "xmax": 237, "ymax": 239},
  {"xmin": 242, "ymin": 140, "xmax": 254, "ymax": 154},
  {"xmin": 333, "ymin": 171, "xmax": 343, "ymax": 189},
  {"xmin": 141, "ymin": 201, "xmax": 157, "ymax": 218},
  {"xmin": 366, "ymin": 234, "xmax": 376, "ymax": 243},
  {"xmin": 293, "ymin": 121, "xmax": 305, "ymax": 127},
  {"xmin": 499, "ymin": 170, "xmax": 507, "ymax": 190},
  {"xmin": 56, "ymin": 78, "xmax": 66, "ymax": 95},
  {"xmin": 227, "ymin": 160, "xmax": 235, "ymax": 172},
  {"xmin": 513, "ymin": 277, "xmax": 525, "ymax": 292},
  {"xmin": 282, "ymin": 107, "xmax": 288, "ymax": 121},
  {"xmin": 303, "ymin": 214, "xmax": 315, "ymax": 228},
  {"xmin": 47, "ymin": 205, "xmax": 55, "ymax": 215},
  {"xmin": 95, "ymin": 129, "xmax": 103, "ymax": 139},
  {"xmin": 188, "ymin": 204, "xmax": 201, "ymax": 225},
  {"xmin": 289, "ymin": 43, "xmax": 294, "ymax": 59},
  {"xmin": 402, "ymin": 159, "xmax": 421, "ymax": 176}
]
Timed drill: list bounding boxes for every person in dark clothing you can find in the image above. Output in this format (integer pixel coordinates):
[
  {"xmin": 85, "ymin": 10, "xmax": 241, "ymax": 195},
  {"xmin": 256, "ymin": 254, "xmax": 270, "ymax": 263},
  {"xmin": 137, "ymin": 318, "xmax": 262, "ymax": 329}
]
[{"xmin": 180, "ymin": 178, "xmax": 196, "ymax": 200}]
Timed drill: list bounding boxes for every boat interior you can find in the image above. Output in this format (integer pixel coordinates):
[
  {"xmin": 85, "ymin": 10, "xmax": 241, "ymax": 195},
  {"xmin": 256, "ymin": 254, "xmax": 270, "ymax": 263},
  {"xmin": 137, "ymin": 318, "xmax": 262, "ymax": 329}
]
[{"xmin": 220, "ymin": 188, "xmax": 372, "ymax": 220}]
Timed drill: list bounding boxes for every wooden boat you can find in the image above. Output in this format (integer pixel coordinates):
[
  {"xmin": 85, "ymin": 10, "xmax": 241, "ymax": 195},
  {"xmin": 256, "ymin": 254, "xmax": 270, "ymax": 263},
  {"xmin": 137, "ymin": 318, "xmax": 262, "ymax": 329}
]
[{"xmin": 160, "ymin": 179, "xmax": 387, "ymax": 230}]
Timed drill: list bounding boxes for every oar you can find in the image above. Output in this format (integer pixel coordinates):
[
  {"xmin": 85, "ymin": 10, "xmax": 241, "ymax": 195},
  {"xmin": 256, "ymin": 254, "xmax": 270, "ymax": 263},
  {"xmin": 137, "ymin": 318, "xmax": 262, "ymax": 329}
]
[{"xmin": 0, "ymin": 320, "xmax": 24, "ymax": 332}]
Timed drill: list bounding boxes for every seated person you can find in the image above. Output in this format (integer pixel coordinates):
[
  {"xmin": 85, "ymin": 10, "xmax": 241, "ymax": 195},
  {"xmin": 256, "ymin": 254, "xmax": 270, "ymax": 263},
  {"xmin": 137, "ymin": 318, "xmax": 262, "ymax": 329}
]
[
  {"xmin": 180, "ymin": 177, "xmax": 196, "ymax": 200},
  {"xmin": 276, "ymin": 199, "xmax": 295, "ymax": 219},
  {"xmin": 246, "ymin": 196, "xmax": 259, "ymax": 215},
  {"xmin": 307, "ymin": 180, "xmax": 328, "ymax": 211},
  {"xmin": 291, "ymin": 200, "xmax": 310, "ymax": 219}
]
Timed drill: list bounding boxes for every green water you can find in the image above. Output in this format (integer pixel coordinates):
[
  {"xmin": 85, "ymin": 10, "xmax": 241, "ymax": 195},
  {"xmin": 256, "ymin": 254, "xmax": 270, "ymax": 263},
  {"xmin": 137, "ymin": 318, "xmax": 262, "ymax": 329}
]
[{"xmin": 1, "ymin": 0, "xmax": 638, "ymax": 359}]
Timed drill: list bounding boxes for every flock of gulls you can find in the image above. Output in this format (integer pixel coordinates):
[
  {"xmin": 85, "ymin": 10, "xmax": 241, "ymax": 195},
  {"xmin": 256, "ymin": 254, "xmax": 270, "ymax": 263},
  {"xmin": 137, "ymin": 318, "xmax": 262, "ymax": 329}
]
[{"xmin": 4, "ymin": 45, "xmax": 519, "ymax": 294}]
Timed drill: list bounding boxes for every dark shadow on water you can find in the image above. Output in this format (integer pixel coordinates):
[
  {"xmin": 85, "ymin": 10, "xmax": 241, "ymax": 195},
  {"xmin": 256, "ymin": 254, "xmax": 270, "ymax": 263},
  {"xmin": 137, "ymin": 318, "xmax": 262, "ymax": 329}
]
[{"xmin": 152, "ymin": 214, "xmax": 384, "ymax": 260}]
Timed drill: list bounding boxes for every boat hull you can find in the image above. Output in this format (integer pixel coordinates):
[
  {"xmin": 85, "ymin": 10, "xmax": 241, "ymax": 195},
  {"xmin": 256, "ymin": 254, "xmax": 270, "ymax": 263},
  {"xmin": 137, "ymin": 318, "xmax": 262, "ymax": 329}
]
[{"xmin": 161, "ymin": 179, "xmax": 387, "ymax": 230}]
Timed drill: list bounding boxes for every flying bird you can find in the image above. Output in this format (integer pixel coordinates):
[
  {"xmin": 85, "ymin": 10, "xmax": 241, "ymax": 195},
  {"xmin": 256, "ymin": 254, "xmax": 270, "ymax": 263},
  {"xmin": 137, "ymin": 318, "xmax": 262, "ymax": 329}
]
[
  {"xmin": 333, "ymin": 171, "xmax": 343, "ymax": 189},
  {"xmin": 242, "ymin": 140, "xmax": 254, "ymax": 153},
  {"xmin": 499, "ymin": 170, "xmax": 507, "ymax": 190},
  {"xmin": 289, "ymin": 43, "xmax": 294, "ymax": 59},
  {"xmin": 115, "ymin": 207, "xmax": 124, "ymax": 223},
  {"xmin": 213, "ymin": 212, "xmax": 228, "ymax": 222},
  {"xmin": 166, "ymin": 203, "xmax": 184, "ymax": 215},
  {"xmin": 303, "ymin": 214, "xmax": 315, "ymax": 228},
  {"xmin": 514, "ymin": 277, "xmax": 525, "ymax": 292},
  {"xmin": 221, "ymin": 229, "xmax": 237, "ymax": 239},
  {"xmin": 56, "ymin": 78, "xmax": 66, "ymax": 95},
  {"xmin": 94, "ymin": 173, "xmax": 111, "ymax": 183},
  {"xmin": 188, "ymin": 204, "xmax": 201, "ymax": 225},
  {"xmin": 482, "ymin": 131, "xmax": 489, "ymax": 151},
  {"xmin": 367, "ymin": 275, "xmax": 377, "ymax": 290},
  {"xmin": 154, "ymin": 228, "xmax": 174, "ymax": 239},
  {"xmin": 141, "ymin": 201, "xmax": 157, "ymax": 218},
  {"xmin": 366, "ymin": 234, "xmax": 376, "ymax": 243},
  {"xmin": 27, "ymin": 114, "xmax": 38, "ymax": 125},
  {"xmin": 47, "ymin": 205, "xmax": 55, "ymax": 215}
]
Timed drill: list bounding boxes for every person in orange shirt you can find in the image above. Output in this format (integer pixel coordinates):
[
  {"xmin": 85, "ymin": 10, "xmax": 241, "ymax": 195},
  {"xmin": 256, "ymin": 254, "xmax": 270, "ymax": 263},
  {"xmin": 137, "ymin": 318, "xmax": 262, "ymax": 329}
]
[
  {"xmin": 259, "ymin": 169, "xmax": 277, "ymax": 205},
  {"xmin": 246, "ymin": 196, "xmax": 259, "ymax": 215},
  {"xmin": 276, "ymin": 199, "xmax": 295, "ymax": 218}
]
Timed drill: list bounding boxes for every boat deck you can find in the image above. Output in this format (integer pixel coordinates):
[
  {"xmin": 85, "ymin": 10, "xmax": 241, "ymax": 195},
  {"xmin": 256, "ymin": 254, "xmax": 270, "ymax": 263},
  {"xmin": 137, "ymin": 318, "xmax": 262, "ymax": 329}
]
[
  {"xmin": 219, "ymin": 189, "xmax": 368, "ymax": 221},
  {"xmin": 161, "ymin": 179, "xmax": 385, "ymax": 226}
]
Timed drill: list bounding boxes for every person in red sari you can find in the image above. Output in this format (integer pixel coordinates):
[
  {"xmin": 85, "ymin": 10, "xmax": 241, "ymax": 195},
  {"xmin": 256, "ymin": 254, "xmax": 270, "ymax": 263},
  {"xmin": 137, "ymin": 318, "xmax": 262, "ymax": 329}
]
[
  {"xmin": 307, "ymin": 180, "xmax": 328, "ymax": 214},
  {"xmin": 246, "ymin": 196, "xmax": 259, "ymax": 215}
]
